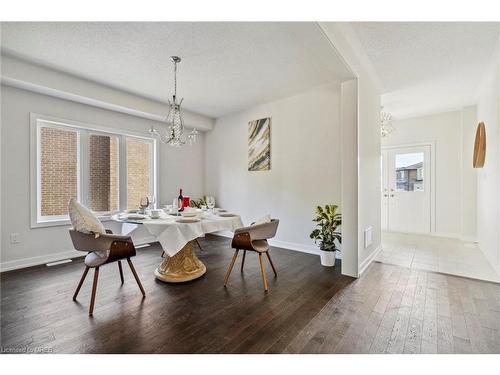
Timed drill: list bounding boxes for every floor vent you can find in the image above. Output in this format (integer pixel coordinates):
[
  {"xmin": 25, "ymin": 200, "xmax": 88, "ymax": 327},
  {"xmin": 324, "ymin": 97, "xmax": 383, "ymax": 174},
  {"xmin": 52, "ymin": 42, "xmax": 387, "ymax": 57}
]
[{"xmin": 46, "ymin": 259, "xmax": 72, "ymax": 267}]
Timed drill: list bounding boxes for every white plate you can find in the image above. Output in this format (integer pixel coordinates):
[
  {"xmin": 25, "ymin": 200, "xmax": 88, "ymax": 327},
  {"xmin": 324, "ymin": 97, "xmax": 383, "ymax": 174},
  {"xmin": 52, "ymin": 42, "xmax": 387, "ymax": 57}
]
[
  {"xmin": 127, "ymin": 214, "xmax": 146, "ymax": 220},
  {"xmin": 218, "ymin": 213, "xmax": 237, "ymax": 217},
  {"xmin": 177, "ymin": 218, "xmax": 201, "ymax": 223},
  {"xmin": 181, "ymin": 211, "xmax": 197, "ymax": 217}
]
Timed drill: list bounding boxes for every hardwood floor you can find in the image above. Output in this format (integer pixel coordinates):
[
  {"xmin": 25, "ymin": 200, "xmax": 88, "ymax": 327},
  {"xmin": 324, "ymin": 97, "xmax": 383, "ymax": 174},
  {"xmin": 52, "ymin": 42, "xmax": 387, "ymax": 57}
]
[{"xmin": 1, "ymin": 235, "xmax": 500, "ymax": 354}]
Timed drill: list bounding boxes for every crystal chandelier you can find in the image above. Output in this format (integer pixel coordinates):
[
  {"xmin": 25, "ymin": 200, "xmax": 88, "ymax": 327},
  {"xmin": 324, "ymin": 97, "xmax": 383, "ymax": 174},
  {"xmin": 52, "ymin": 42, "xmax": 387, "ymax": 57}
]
[
  {"xmin": 380, "ymin": 108, "xmax": 394, "ymax": 138},
  {"xmin": 149, "ymin": 56, "xmax": 198, "ymax": 147}
]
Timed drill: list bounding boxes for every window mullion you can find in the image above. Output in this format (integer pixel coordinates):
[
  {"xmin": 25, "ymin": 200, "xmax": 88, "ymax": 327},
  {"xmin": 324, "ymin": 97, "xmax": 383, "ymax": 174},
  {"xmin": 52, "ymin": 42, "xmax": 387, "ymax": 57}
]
[{"xmin": 151, "ymin": 140, "xmax": 158, "ymax": 209}]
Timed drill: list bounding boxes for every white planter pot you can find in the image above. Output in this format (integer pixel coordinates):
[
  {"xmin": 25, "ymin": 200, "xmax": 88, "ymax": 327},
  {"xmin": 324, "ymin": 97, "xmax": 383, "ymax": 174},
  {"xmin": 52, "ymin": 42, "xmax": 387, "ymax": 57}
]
[{"xmin": 319, "ymin": 250, "xmax": 336, "ymax": 267}]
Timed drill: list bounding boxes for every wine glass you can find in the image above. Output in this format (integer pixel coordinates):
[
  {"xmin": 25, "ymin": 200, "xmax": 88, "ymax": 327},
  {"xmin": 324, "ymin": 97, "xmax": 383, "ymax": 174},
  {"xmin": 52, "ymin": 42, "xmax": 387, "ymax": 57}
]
[
  {"xmin": 206, "ymin": 196, "xmax": 215, "ymax": 214},
  {"xmin": 149, "ymin": 195, "xmax": 156, "ymax": 209},
  {"xmin": 172, "ymin": 199, "xmax": 179, "ymax": 216},
  {"xmin": 139, "ymin": 196, "xmax": 149, "ymax": 214}
]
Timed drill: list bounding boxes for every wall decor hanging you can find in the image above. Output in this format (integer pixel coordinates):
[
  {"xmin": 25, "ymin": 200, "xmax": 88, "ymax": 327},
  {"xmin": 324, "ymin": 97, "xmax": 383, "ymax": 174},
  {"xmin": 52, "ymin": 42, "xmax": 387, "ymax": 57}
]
[
  {"xmin": 473, "ymin": 122, "xmax": 486, "ymax": 168},
  {"xmin": 248, "ymin": 117, "xmax": 271, "ymax": 171}
]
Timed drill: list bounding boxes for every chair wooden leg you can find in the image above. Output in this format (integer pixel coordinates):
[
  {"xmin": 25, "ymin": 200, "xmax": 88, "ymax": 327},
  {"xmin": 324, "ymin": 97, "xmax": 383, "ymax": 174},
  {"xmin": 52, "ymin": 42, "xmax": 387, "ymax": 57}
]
[
  {"xmin": 266, "ymin": 251, "xmax": 277, "ymax": 277},
  {"xmin": 127, "ymin": 258, "xmax": 145, "ymax": 296},
  {"xmin": 118, "ymin": 261, "xmax": 124, "ymax": 284},
  {"xmin": 258, "ymin": 253, "xmax": 268, "ymax": 292},
  {"xmin": 73, "ymin": 266, "xmax": 89, "ymax": 301},
  {"xmin": 89, "ymin": 267, "xmax": 99, "ymax": 316},
  {"xmin": 224, "ymin": 249, "xmax": 239, "ymax": 287},
  {"xmin": 195, "ymin": 238, "xmax": 203, "ymax": 251},
  {"xmin": 240, "ymin": 250, "xmax": 246, "ymax": 272}
]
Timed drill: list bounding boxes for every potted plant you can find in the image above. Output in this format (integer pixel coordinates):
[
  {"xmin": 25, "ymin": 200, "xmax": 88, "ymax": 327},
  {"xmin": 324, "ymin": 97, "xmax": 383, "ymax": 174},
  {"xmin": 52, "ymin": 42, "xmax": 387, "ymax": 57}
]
[
  {"xmin": 189, "ymin": 196, "xmax": 208, "ymax": 209},
  {"xmin": 310, "ymin": 204, "xmax": 342, "ymax": 267}
]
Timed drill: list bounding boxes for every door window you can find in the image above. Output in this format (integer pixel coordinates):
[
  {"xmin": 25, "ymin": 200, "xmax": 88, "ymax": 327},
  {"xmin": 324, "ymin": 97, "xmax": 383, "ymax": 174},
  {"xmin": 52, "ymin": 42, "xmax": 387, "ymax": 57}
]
[{"xmin": 394, "ymin": 152, "xmax": 424, "ymax": 192}]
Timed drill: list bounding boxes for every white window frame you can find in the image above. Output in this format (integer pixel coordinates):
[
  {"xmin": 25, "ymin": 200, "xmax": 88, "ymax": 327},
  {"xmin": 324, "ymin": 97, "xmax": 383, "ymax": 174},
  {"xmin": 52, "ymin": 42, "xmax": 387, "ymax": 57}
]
[{"xmin": 30, "ymin": 113, "xmax": 158, "ymax": 228}]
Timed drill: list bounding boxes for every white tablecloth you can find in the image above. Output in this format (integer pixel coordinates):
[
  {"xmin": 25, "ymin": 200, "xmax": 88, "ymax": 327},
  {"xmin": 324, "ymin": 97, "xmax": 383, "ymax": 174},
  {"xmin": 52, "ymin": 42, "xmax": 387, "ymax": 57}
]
[{"xmin": 128, "ymin": 213, "xmax": 243, "ymax": 257}]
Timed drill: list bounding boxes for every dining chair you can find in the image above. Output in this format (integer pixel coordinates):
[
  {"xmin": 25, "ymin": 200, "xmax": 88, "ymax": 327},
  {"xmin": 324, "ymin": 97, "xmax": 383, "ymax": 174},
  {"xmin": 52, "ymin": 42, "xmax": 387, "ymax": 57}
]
[
  {"xmin": 69, "ymin": 229, "xmax": 145, "ymax": 315},
  {"xmin": 223, "ymin": 219, "xmax": 279, "ymax": 292}
]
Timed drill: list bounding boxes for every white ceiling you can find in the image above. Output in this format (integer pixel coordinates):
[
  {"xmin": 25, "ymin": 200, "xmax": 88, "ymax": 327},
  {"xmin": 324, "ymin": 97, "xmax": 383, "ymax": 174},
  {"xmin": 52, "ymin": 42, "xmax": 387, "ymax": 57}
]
[
  {"xmin": 351, "ymin": 22, "xmax": 500, "ymax": 119},
  {"xmin": 0, "ymin": 22, "xmax": 353, "ymax": 118}
]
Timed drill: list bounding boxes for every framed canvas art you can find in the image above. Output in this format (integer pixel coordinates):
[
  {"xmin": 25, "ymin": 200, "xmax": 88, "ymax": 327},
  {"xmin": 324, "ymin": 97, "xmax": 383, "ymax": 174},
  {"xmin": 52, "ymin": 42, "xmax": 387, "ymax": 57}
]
[{"xmin": 248, "ymin": 117, "xmax": 271, "ymax": 171}]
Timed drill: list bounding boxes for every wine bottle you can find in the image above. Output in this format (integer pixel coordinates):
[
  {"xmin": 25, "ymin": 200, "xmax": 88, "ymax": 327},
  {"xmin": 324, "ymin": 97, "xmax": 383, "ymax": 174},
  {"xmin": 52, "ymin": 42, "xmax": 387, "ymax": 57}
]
[{"xmin": 178, "ymin": 188, "xmax": 184, "ymax": 212}]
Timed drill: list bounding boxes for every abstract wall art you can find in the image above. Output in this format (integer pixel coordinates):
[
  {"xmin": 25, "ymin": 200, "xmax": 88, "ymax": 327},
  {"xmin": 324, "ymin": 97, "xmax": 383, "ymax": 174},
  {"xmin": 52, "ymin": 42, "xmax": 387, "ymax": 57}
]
[
  {"xmin": 248, "ymin": 117, "xmax": 271, "ymax": 171},
  {"xmin": 473, "ymin": 121, "xmax": 486, "ymax": 168}
]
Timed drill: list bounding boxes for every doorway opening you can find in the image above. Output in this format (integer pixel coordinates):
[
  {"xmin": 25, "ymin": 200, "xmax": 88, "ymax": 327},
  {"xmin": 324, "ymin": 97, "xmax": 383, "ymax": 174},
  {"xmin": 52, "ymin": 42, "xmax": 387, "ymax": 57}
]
[{"xmin": 378, "ymin": 142, "xmax": 500, "ymax": 283}]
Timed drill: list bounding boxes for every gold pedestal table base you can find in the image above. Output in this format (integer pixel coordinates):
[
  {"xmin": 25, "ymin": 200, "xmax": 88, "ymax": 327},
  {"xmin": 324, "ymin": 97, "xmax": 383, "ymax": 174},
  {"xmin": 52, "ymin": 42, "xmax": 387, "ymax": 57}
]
[{"xmin": 154, "ymin": 242, "xmax": 206, "ymax": 283}]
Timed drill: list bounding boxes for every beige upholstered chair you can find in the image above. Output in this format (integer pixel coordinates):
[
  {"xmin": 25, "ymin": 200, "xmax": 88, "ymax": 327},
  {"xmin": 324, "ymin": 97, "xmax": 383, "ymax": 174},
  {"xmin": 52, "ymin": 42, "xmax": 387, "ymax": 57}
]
[
  {"xmin": 223, "ymin": 219, "xmax": 279, "ymax": 291},
  {"xmin": 69, "ymin": 229, "xmax": 145, "ymax": 315}
]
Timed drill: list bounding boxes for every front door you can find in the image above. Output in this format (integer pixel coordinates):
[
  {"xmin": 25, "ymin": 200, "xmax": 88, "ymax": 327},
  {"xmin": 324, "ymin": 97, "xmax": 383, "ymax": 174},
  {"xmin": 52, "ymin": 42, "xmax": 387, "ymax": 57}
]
[{"xmin": 381, "ymin": 145, "xmax": 431, "ymax": 233}]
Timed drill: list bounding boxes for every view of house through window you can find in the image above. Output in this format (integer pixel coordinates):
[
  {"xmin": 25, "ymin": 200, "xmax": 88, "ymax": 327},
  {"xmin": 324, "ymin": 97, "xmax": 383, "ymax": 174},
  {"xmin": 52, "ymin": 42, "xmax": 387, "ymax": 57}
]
[
  {"xmin": 126, "ymin": 137, "xmax": 152, "ymax": 210},
  {"xmin": 395, "ymin": 152, "xmax": 424, "ymax": 192},
  {"xmin": 40, "ymin": 126, "xmax": 79, "ymax": 217}
]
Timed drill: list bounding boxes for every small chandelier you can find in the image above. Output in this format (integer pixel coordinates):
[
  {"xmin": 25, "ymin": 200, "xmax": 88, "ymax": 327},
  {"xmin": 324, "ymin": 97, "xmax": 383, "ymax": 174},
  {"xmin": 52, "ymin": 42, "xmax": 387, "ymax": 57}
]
[
  {"xmin": 149, "ymin": 56, "xmax": 198, "ymax": 147},
  {"xmin": 381, "ymin": 108, "xmax": 394, "ymax": 138}
]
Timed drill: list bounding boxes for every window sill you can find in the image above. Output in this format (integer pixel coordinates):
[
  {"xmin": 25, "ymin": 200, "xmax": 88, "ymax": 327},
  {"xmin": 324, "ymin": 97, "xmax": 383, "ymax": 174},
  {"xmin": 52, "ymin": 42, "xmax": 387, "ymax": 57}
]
[{"xmin": 31, "ymin": 214, "xmax": 115, "ymax": 229}]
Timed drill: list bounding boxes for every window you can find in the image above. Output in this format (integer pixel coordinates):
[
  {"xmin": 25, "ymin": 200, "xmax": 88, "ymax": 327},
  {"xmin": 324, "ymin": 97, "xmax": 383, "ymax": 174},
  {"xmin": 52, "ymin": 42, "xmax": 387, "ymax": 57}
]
[
  {"xmin": 126, "ymin": 138, "xmax": 153, "ymax": 209},
  {"xmin": 416, "ymin": 167, "xmax": 423, "ymax": 181},
  {"xmin": 88, "ymin": 133, "xmax": 120, "ymax": 213},
  {"xmin": 38, "ymin": 125, "xmax": 79, "ymax": 219},
  {"xmin": 31, "ymin": 114, "xmax": 157, "ymax": 227},
  {"xmin": 394, "ymin": 152, "xmax": 424, "ymax": 192},
  {"xmin": 397, "ymin": 170, "xmax": 405, "ymax": 181}
]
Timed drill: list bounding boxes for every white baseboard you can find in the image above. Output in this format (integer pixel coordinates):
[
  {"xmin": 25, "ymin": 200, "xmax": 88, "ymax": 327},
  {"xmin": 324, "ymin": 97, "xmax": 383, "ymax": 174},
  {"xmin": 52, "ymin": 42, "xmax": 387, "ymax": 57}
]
[
  {"xmin": 133, "ymin": 236, "xmax": 157, "ymax": 246},
  {"xmin": 268, "ymin": 239, "xmax": 320, "ymax": 256},
  {"xmin": 212, "ymin": 230, "xmax": 235, "ymax": 239},
  {"xmin": 1, "ymin": 233, "xmax": 332, "ymax": 272},
  {"xmin": 212, "ymin": 231, "xmax": 326, "ymax": 257},
  {"xmin": 0, "ymin": 249, "xmax": 84, "ymax": 272},
  {"xmin": 359, "ymin": 245, "xmax": 383, "ymax": 276},
  {"xmin": 0, "ymin": 236, "xmax": 157, "ymax": 273}
]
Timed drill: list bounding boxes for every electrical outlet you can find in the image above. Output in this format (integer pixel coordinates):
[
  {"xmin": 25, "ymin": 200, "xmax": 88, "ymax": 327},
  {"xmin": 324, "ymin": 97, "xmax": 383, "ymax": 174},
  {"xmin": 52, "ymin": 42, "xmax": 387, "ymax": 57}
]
[{"xmin": 10, "ymin": 233, "xmax": 21, "ymax": 244}]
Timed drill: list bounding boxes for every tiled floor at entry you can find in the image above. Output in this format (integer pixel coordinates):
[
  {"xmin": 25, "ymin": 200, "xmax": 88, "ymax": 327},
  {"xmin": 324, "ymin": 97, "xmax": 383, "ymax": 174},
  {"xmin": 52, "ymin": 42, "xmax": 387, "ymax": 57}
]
[{"xmin": 377, "ymin": 232, "xmax": 500, "ymax": 283}]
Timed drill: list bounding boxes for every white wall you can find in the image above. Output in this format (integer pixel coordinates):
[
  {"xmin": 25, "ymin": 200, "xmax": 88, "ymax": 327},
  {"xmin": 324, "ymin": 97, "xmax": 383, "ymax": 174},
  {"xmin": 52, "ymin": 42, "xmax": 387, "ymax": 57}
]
[
  {"xmin": 476, "ymin": 40, "xmax": 500, "ymax": 274},
  {"xmin": 356, "ymin": 70, "xmax": 383, "ymax": 270},
  {"xmin": 461, "ymin": 106, "xmax": 478, "ymax": 241},
  {"xmin": 382, "ymin": 108, "xmax": 478, "ymax": 240},
  {"xmin": 320, "ymin": 22, "xmax": 383, "ymax": 275},
  {"xmin": 339, "ymin": 79, "xmax": 359, "ymax": 276},
  {"xmin": 0, "ymin": 85, "xmax": 206, "ymax": 270},
  {"xmin": 205, "ymin": 84, "xmax": 341, "ymax": 253}
]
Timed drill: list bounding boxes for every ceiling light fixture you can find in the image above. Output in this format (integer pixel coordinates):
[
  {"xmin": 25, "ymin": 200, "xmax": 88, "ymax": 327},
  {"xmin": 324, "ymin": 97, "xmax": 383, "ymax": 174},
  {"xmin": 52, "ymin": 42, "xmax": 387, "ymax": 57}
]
[
  {"xmin": 380, "ymin": 108, "xmax": 394, "ymax": 138},
  {"xmin": 149, "ymin": 56, "xmax": 198, "ymax": 147}
]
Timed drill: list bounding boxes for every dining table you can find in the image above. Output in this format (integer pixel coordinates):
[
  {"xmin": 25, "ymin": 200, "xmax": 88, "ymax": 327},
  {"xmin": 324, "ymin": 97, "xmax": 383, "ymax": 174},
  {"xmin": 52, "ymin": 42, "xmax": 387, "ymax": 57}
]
[{"xmin": 112, "ymin": 210, "xmax": 243, "ymax": 283}]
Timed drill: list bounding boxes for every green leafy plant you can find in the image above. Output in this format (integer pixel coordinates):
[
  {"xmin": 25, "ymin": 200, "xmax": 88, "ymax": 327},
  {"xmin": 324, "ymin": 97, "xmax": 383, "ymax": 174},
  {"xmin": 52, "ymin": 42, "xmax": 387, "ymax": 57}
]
[
  {"xmin": 310, "ymin": 204, "xmax": 342, "ymax": 252},
  {"xmin": 189, "ymin": 196, "xmax": 208, "ymax": 208}
]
